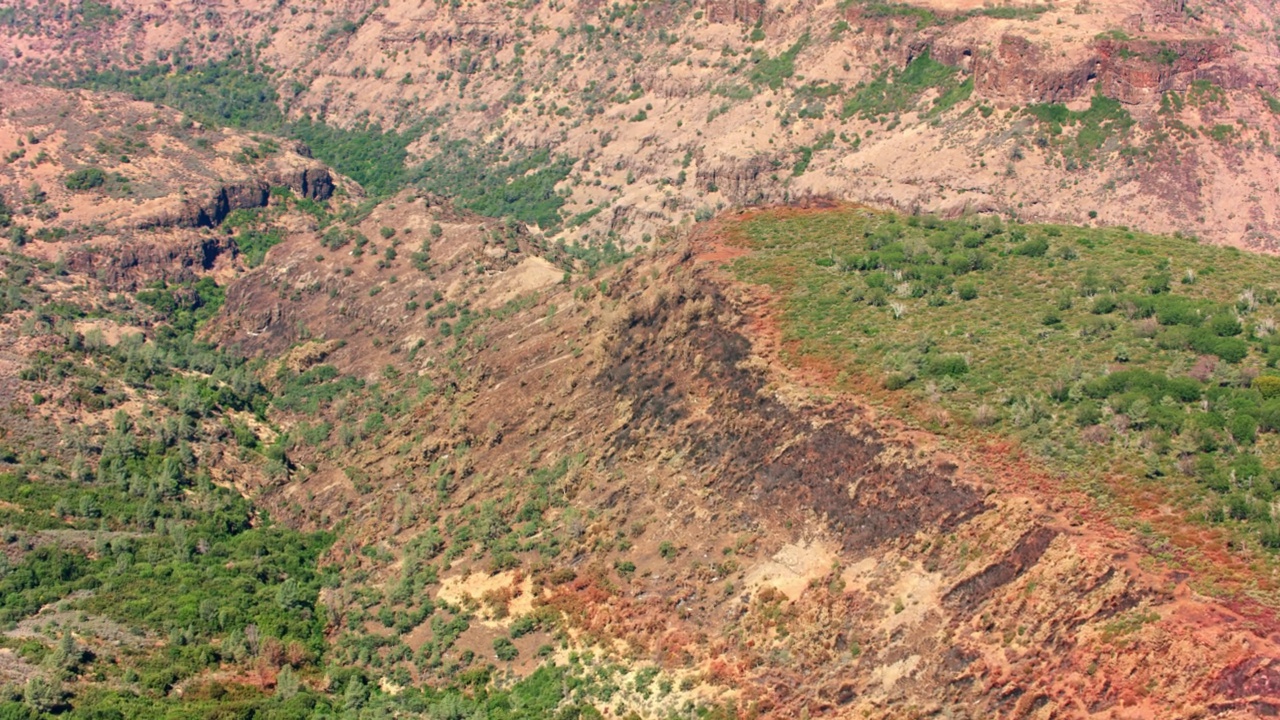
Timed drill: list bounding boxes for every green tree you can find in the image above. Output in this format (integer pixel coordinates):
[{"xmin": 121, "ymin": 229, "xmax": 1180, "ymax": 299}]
[
  {"xmin": 1231, "ymin": 414, "xmax": 1258, "ymax": 445},
  {"xmin": 23, "ymin": 677, "xmax": 61, "ymax": 714},
  {"xmin": 342, "ymin": 676, "xmax": 366, "ymax": 711}
]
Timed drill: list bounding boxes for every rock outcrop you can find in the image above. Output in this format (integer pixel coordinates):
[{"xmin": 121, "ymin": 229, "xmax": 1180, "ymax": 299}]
[
  {"xmin": 943, "ymin": 33, "xmax": 1235, "ymax": 106},
  {"xmin": 696, "ymin": 153, "xmax": 785, "ymax": 206},
  {"xmin": 64, "ymin": 234, "xmax": 237, "ymax": 291},
  {"xmin": 138, "ymin": 166, "xmax": 336, "ymax": 230},
  {"xmin": 704, "ymin": 0, "xmax": 764, "ymax": 25}
]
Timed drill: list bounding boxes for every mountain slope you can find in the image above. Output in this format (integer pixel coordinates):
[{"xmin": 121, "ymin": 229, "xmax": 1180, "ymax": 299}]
[
  {"xmin": 4, "ymin": 1, "xmax": 1280, "ymax": 718},
  {"xmin": 6, "ymin": 0, "xmax": 1280, "ymax": 249},
  {"xmin": 1, "ymin": 87, "xmax": 1280, "ymax": 715},
  {"xmin": 202, "ymin": 197, "xmax": 1280, "ymax": 718}
]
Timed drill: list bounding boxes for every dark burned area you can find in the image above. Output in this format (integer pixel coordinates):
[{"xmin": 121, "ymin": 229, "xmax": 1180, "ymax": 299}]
[{"xmin": 598, "ymin": 270, "xmax": 987, "ymax": 553}]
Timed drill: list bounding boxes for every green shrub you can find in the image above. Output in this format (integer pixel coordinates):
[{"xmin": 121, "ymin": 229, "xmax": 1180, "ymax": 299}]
[
  {"xmin": 1231, "ymin": 414, "xmax": 1259, "ymax": 445},
  {"xmin": 884, "ymin": 372, "xmax": 912, "ymax": 390},
  {"xmin": 1254, "ymin": 376, "xmax": 1280, "ymax": 399},
  {"xmin": 1155, "ymin": 326, "xmax": 1192, "ymax": 349},
  {"xmin": 926, "ymin": 354, "xmax": 969, "ymax": 377},
  {"xmin": 1154, "ymin": 295, "xmax": 1204, "ymax": 326},
  {"xmin": 1144, "ymin": 273, "xmax": 1172, "ymax": 294},
  {"xmin": 64, "ymin": 167, "xmax": 106, "ymax": 190},
  {"xmin": 1261, "ymin": 524, "xmax": 1280, "ymax": 550},
  {"xmin": 1210, "ymin": 313, "xmax": 1243, "ymax": 337},
  {"xmin": 233, "ymin": 229, "xmax": 283, "ymax": 267},
  {"xmin": 1090, "ymin": 295, "xmax": 1117, "ymax": 314},
  {"xmin": 1075, "ymin": 401, "xmax": 1102, "ymax": 427},
  {"xmin": 510, "ymin": 614, "xmax": 538, "ymax": 638},
  {"xmin": 1012, "ymin": 238, "xmax": 1049, "ymax": 257},
  {"xmin": 1226, "ymin": 492, "xmax": 1268, "ymax": 521},
  {"xmin": 1081, "ymin": 369, "xmax": 1201, "ymax": 403},
  {"xmin": 493, "ymin": 637, "xmax": 518, "ymax": 661},
  {"xmin": 1232, "ymin": 453, "xmax": 1265, "ymax": 482},
  {"xmin": 1190, "ymin": 330, "xmax": 1248, "ymax": 363}
]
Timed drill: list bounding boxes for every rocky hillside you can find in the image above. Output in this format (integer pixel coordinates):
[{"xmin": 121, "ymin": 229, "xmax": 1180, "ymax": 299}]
[
  {"xmin": 204, "ymin": 195, "xmax": 1280, "ymax": 718},
  {"xmin": 6, "ymin": 0, "xmax": 1280, "ymax": 250},
  {"xmin": 1, "ymin": 94, "xmax": 1280, "ymax": 717},
  {"xmin": 3, "ymin": 0, "xmax": 1280, "ymax": 718},
  {"xmin": 0, "ymin": 83, "xmax": 345, "ymax": 289}
]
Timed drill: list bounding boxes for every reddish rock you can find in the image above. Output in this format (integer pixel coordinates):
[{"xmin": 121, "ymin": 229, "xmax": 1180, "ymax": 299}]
[{"xmin": 704, "ymin": 0, "xmax": 763, "ymax": 25}]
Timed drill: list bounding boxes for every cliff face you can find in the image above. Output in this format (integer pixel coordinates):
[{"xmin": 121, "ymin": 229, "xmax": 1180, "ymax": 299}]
[
  {"xmin": 942, "ymin": 34, "xmax": 1235, "ymax": 106},
  {"xmin": 142, "ymin": 167, "xmax": 335, "ymax": 230},
  {"xmin": 703, "ymin": 0, "xmax": 765, "ymax": 25},
  {"xmin": 62, "ymin": 233, "xmax": 237, "ymax": 291},
  {"xmin": 695, "ymin": 154, "xmax": 786, "ymax": 207},
  {"xmin": 63, "ymin": 165, "xmax": 336, "ymax": 290}
]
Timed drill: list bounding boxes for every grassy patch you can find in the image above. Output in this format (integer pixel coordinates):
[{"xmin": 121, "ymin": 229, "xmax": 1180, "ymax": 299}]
[
  {"xmin": 712, "ymin": 82, "xmax": 755, "ymax": 101},
  {"xmin": 79, "ymin": 0, "xmax": 122, "ymax": 30},
  {"xmin": 749, "ymin": 33, "xmax": 809, "ymax": 90},
  {"xmin": 792, "ymin": 131, "xmax": 835, "ymax": 176},
  {"xmin": 1263, "ymin": 91, "xmax": 1280, "ymax": 115},
  {"xmin": 975, "ymin": 4, "xmax": 1051, "ymax": 19},
  {"xmin": 732, "ymin": 206, "xmax": 1280, "ymax": 555},
  {"xmin": 841, "ymin": 50, "xmax": 968, "ymax": 120},
  {"xmin": 1025, "ymin": 93, "xmax": 1134, "ymax": 165},
  {"xmin": 842, "ymin": 0, "xmax": 940, "ymax": 28}
]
